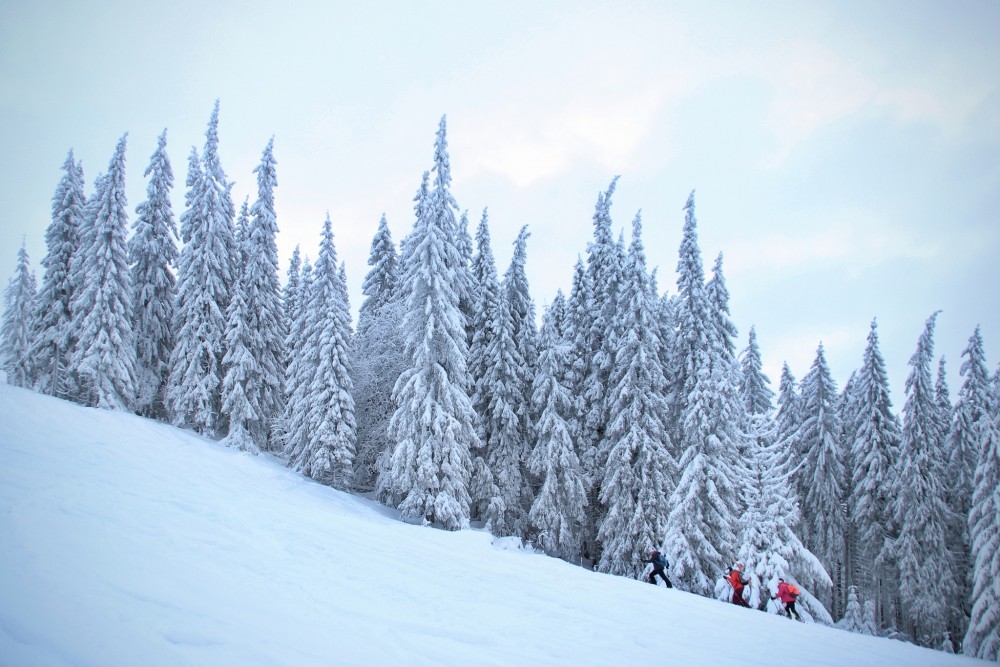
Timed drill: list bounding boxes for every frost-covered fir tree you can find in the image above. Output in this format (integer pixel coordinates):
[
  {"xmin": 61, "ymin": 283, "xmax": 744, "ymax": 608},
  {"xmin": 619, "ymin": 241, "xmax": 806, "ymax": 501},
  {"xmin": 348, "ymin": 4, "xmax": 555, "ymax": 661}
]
[
  {"xmin": 839, "ymin": 586, "xmax": 868, "ymax": 634},
  {"xmin": 893, "ymin": 312, "xmax": 955, "ymax": 644},
  {"xmin": 795, "ymin": 344, "xmax": 845, "ymax": 612},
  {"xmin": 240, "ymin": 138, "xmax": 286, "ymax": 450},
  {"xmin": 736, "ymin": 327, "xmax": 829, "ymax": 618},
  {"xmin": 69, "ymin": 135, "xmax": 136, "ymax": 410},
  {"xmin": 848, "ymin": 320, "xmax": 902, "ymax": 629},
  {"xmin": 352, "ymin": 214, "xmax": 407, "ymax": 490},
  {"xmin": 221, "ymin": 265, "xmax": 259, "ymax": 454},
  {"xmin": 774, "ymin": 363, "xmax": 804, "ymax": 494},
  {"xmin": 479, "ymin": 224, "xmax": 537, "ymax": 536},
  {"xmin": 467, "ymin": 209, "xmax": 503, "ymax": 527},
  {"xmin": 566, "ymin": 255, "xmax": 598, "ymax": 557},
  {"xmin": 664, "ymin": 193, "xmax": 741, "ymax": 595},
  {"xmin": 293, "ymin": 215, "xmax": 356, "ymax": 489},
  {"xmin": 32, "ymin": 151, "xmax": 84, "ymax": 398},
  {"xmin": 167, "ymin": 103, "xmax": 236, "ymax": 436},
  {"xmin": 596, "ymin": 213, "xmax": 674, "ymax": 578},
  {"xmin": 581, "ymin": 179, "xmax": 622, "ymax": 454},
  {"xmin": 281, "ymin": 259, "xmax": 315, "ymax": 466},
  {"xmin": 528, "ymin": 291, "xmax": 587, "ymax": 560},
  {"xmin": 577, "ymin": 179, "xmax": 624, "ymax": 560},
  {"xmin": 964, "ymin": 344, "xmax": 1000, "ymax": 659},
  {"xmin": 503, "ymin": 224, "xmax": 539, "ymax": 419},
  {"xmin": 948, "ymin": 327, "xmax": 992, "ymax": 641},
  {"xmin": 479, "ymin": 240, "xmax": 531, "ymax": 536},
  {"xmin": 1, "ymin": 244, "xmax": 36, "ymax": 387},
  {"xmin": 377, "ymin": 116, "xmax": 478, "ymax": 530},
  {"xmin": 129, "ymin": 130, "xmax": 177, "ymax": 419}
]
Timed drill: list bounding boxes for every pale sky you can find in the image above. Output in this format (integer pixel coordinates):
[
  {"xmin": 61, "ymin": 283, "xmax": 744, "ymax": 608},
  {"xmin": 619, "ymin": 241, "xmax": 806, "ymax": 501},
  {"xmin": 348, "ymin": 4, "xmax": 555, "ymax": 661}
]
[{"xmin": 1, "ymin": 0, "xmax": 998, "ymax": 406}]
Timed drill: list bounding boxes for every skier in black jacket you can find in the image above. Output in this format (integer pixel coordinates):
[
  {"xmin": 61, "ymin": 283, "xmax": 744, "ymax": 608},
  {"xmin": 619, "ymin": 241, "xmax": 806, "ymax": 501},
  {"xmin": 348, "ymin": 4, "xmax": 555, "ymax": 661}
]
[{"xmin": 643, "ymin": 549, "xmax": 673, "ymax": 587}]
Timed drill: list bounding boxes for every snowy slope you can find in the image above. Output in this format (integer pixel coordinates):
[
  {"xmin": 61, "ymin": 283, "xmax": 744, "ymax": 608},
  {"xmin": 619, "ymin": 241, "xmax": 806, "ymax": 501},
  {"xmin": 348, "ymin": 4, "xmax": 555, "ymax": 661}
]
[{"xmin": 0, "ymin": 384, "xmax": 984, "ymax": 667}]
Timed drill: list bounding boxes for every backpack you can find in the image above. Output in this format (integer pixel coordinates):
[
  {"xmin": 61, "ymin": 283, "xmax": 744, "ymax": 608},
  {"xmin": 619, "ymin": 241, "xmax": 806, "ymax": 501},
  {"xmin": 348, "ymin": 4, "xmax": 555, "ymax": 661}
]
[
  {"xmin": 655, "ymin": 553, "xmax": 668, "ymax": 568},
  {"xmin": 787, "ymin": 584, "xmax": 800, "ymax": 599}
]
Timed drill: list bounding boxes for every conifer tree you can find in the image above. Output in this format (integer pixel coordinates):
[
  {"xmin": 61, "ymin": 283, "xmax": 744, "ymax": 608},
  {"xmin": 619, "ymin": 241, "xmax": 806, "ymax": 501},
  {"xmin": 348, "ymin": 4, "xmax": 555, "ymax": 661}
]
[
  {"xmin": 964, "ymin": 374, "xmax": 1000, "ymax": 659},
  {"xmin": 893, "ymin": 312, "xmax": 955, "ymax": 644},
  {"xmin": 848, "ymin": 320, "xmax": 902, "ymax": 628},
  {"xmin": 32, "ymin": 151, "xmax": 85, "ymax": 398},
  {"xmin": 1, "ymin": 244, "xmax": 36, "ymax": 387},
  {"xmin": 487, "ymin": 224, "xmax": 538, "ymax": 535},
  {"xmin": 664, "ymin": 193, "xmax": 741, "ymax": 595},
  {"xmin": 378, "ymin": 116, "xmax": 478, "ymax": 530},
  {"xmin": 353, "ymin": 215, "xmax": 406, "ymax": 490},
  {"xmin": 221, "ymin": 265, "xmax": 259, "ymax": 454},
  {"xmin": 241, "ymin": 138, "xmax": 286, "ymax": 450},
  {"xmin": 294, "ymin": 215, "xmax": 356, "ymax": 489},
  {"xmin": 596, "ymin": 213, "xmax": 674, "ymax": 577},
  {"xmin": 528, "ymin": 291, "xmax": 587, "ymax": 560},
  {"xmin": 129, "ymin": 130, "xmax": 177, "ymax": 419},
  {"xmin": 796, "ymin": 344, "xmax": 845, "ymax": 611},
  {"xmin": 467, "ymin": 209, "xmax": 503, "ymax": 526},
  {"xmin": 69, "ymin": 135, "xmax": 136, "ymax": 410},
  {"xmin": 949, "ymin": 327, "xmax": 992, "ymax": 640},
  {"xmin": 735, "ymin": 339, "xmax": 832, "ymax": 623},
  {"xmin": 167, "ymin": 104, "xmax": 236, "ymax": 436},
  {"xmin": 282, "ymin": 259, "xmax": 315, "ymax": 466},
  {"xmin": 480, "ymin": 256, "xmax": 529, "ymax": 536}
]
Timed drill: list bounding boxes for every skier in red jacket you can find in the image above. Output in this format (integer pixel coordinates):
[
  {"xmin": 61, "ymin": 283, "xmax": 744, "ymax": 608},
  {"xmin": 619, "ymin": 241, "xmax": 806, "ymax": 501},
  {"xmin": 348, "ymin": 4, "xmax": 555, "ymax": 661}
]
[
  {"xmin": 725, "ymin": 563, "xmax": 750, "ymax": 607},
  {"xmin": 773, "ymin": 578, "xmax": 802, "ymax": 620}
]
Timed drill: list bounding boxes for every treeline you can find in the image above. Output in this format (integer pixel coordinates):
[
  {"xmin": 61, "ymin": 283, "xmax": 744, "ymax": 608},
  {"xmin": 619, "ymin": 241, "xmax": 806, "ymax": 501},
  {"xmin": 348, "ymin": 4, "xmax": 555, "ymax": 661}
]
[{"xmin": 2, "ymin": 103, "xmax": 999, "ymax": 659}]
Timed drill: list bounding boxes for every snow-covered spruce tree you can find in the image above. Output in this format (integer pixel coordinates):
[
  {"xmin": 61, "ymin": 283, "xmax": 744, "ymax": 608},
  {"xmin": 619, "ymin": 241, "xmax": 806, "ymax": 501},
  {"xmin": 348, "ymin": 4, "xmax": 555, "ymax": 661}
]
[
  {"xmin": 69, "ymin": 134, "xmax": 137, "ymax": 410},
  {"xmin": 221, "ymin": 262, "xmax": 259, "ymax": 454},
  {"xmin": 503, "ymin": 224, "xmax": 539, "ymax": 418},
  {"xmin": 964, "ymin": 366, "xmax": 1000, "ymax": 659},
  {"xmin": 288, "ymin": 215, "xmax": 356, "ymax": 489},
  {"xmin": 566, "ymin": 255, "xmax": 599, "ymax": 560},
  {"xmin": 528, "ymin": 291, "xmax": 587, "ymax": 560},
  {"xmin": 167, "ymin": 103, "xmax": 236, "ymax": 436},
  {"xmin": 479, "ymin": 245, "xmax": 530, "ymax": 537},
  {"xmin": 377, "ymin": 116, "xmax": 478, "ymax": 530},
  {"xmin": 577, "ymin": 179, "xmax": 623, "ymax": 560},
  {"xmin": 239, "ymin": 138, "xmax": 286, "ymax": 451},
  {"xmin": 281, "ymin": 259, "xmax": 315, "ymax": 466},
  {"xmin": 129, "ymin": 130, "xmax": 177, "ymax": 420},
  {"xmin": 31, "ymin": 151, "xmax": 85, "ymax": 398},
  {"xmin": 484, "ymin": 224, "xmax": 538, "ymax": 536},
  {"xmin": 848, "ymin": 320, "xmax": 902, "ymax": 629},
  {"xmin": 892, "ymin": 312, "xmax": 955, "ymax": 645},
  {"xmin": 795, "ymin": 343, "xmax": 845, "ymax": 613},
  {"xmin": 663, "ymin": 192, "xmax": 741, "ymax": 595},
  {"xmin": 774, "ymin": 362, "xmax": 804, "ymax": 494},
  {"xmin": 837, "ymin": 371, "xmax": 860, "ymax": 603},
  {"xmin": 839, "ymin": 586, "xmax": 867, "ymax": 634},
  {"xmin": 1, "ymin": 243, "xmax": 36, "ymax": 386},
  {"xmin": 352, "ymin": 214, "xmax": 407, "ymax": 490},
  {"xmin": 949, "ymin": 327, "xmax": 993, "ymax": 643},
  {"xmin": 467, "ymin": 209, "xmax": 503, "ymax": 527},
  {"xmin": 735, "ymin": 346, "xmax": 832, "ymax": 622},
  {"xmin": 596, "ymin": 212, "xmax": 674, "ymax": 578}
]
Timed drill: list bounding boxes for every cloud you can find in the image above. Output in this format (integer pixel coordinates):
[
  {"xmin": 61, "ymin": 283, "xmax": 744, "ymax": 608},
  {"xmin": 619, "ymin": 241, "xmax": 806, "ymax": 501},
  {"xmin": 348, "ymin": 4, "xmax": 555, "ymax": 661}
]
[{"xmin": 722, "ymin": 209, "xmax": 940, "ymax": 277}]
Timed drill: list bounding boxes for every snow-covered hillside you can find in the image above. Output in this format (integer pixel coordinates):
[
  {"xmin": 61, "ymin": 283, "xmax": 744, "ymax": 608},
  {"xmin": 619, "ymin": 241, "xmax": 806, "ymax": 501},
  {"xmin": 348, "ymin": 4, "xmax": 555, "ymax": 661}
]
[{"xmin": 0, "ymin": 384, "xmax": 983, "ymax": 667}]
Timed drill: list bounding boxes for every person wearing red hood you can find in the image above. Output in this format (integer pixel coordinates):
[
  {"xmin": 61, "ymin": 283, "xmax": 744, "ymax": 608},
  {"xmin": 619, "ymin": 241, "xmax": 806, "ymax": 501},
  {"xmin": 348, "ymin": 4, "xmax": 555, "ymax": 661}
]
[
  {"xmin": 725, "ymin": 563, "xmax": 750, "ymax": 607},
  {"xmin": 773, "ymin": 578, "xmax": 802, "ymax": 620}
]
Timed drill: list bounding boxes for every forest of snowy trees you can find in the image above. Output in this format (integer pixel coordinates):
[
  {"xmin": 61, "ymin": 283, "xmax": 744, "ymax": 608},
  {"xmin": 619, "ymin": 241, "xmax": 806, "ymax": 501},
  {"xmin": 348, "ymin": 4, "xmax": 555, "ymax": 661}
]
[{"xmin": 3, "ymin": 103, "xmax": 1000, "ymax": 660}]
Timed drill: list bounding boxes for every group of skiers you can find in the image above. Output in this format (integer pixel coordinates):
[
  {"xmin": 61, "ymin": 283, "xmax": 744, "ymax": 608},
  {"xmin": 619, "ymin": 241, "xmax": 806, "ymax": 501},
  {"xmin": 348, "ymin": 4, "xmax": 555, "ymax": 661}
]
[{"xmin": 643, "ymin": 551, "xmax": 801, "ymax": 620}]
